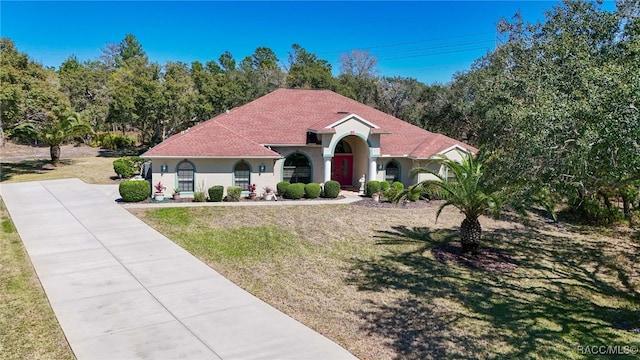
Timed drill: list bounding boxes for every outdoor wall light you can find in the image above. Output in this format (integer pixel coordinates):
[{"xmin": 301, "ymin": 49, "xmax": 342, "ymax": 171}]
[
  {"xmin": 258, "ymin": 164, "xmax": 266, "ymax": 173},
  {"xmin": 160, "ymin": 164, "xmax": 168, "ymax": 173},
  {"xmin": 377, "ymin": 163, "xmax": 384, "ymax": 171}
]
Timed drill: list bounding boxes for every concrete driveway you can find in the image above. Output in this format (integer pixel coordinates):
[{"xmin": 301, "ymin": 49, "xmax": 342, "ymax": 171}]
[{"xmin": 0, "ymin": 178, "xmax": 356, "ymax": 360}]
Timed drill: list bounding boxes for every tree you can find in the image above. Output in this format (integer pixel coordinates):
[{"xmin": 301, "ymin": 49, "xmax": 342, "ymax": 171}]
[
  {"xmin": 286, "ymin": 44, "xmax": 336, "ymax": 89},
  {"xmin": 59, "ymin": 57, "xmax": 111, "ymax": 131},
  {"xmin": 394, "ymin": 154, "xmax": 502, "ymax": 253},
  {"xmin": 11, "ymin": 113, "xmax": 94, "ymax": 165},
  {"xmin": 160, "ymin": 61, "xmax": 199, "ymax": 139},
  {"xmin": 1, "ymin": 38, "xmax": 70, "ymax": 146},
  {"xmin": 338, "ymin": 50, "xmax": 378, "ymax": 105},
  {"xmin": 436, "ymin": 0, "xmax": 640, "ymax": 224}
]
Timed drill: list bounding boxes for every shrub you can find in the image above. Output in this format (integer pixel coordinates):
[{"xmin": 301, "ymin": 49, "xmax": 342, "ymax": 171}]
[
  {"xmin": 408, "ymin": 185, "xmax": 423, "ymax": 201},
  {"xmin": 119, "ymin": 179, "xmax": 150, "ymax": 202},
  {"xmin": 366, "ymin": 180, "xmax": 381, "ymax": 197},
  {"xmin": 113, "ymin": 156, "xmax": 144, "ymax": 178},
  {"xmin": 323, "ymin": 180, "xmax": 340, "ymax": 198},
  {"xmin": 383, "ymin": 187, "xmax": 399, "ymax": 202},
  {"xmin": 93, "ymin": 132, "xmax": 136, "ymax": 150},
  {"xmin": 380, "ymin": 181, "xmax": 390, "ymax": 192},
  {"xmin": 193, "ymin": 191, "xmax": 206, "ymax": 202},
  {"xmin": 208, "ymin": 185, "xmax": 224, "ymax": 202},
  {"xmin": 392, "ymin": 181, "xmax": 404, "ymax": 191},
  {"xmin": 277, "ymin": 181, "xmax": 290, "ymax": 195},
  {"xmin": 284, "ymin": 183, "xmax": 305, "ymax": 199},
  {"xmin": 304, "ymin": 183, "xmax": 321, "ymax": 199},
  {"xmin": 226, "ymin": 186, "xmax": 242, "ymax": 202}
]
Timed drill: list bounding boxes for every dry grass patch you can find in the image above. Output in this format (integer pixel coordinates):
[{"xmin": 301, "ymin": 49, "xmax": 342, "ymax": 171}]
[
  {"xmin": 1, "ymin": 157, "xmax": 119, "ymax": 184},
  {"xmin": 131, "ymin": 204, "xmax": 640, "ymax": 360},
  {"xmin": 0, "ymin": 199, "xmax": 74, "ymax": 359}
]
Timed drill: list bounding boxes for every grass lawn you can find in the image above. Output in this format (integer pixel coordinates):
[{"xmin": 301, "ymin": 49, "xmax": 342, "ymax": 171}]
[
  {"xmin": 0, "ymin": 199, "xmax": 75, "ymax": 359},
  {"xmin": 1, "ymin": 157, "xmax": 119, "ymax": 184},
  {"xmin": 131, "ymin": 204, "xmax": 640, "ymax": 360}
]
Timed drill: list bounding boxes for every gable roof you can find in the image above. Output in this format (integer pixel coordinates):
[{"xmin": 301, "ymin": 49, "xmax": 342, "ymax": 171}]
[{"xmin": 143, "ymin": 89, "xmax": 477, "ymax": 159}]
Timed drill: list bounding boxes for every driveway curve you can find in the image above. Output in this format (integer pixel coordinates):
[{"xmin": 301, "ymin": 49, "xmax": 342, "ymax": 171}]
[{"xmin": 0, "ymin": 178, "xmax": 356, "ymax": 360}]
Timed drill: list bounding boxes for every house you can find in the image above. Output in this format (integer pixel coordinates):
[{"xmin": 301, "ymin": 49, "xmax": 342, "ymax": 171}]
[{"xmin": 142, "ymin": 89, "xmax": 476, "ymax": 196}]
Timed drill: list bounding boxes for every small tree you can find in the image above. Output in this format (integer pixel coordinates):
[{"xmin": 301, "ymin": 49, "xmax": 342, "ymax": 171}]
[
  {"xmin": 394, "ymin": 154, "xmax": 502, "ymax": 253},
  {"xmin": 11, "ymin": 113, "xmax": 94, "ymax": 166}
]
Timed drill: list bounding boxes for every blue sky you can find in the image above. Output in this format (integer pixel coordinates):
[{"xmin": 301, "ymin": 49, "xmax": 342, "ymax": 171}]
[{"xmin": 1, "ymin": 1, "xmax": 616, "ymax": 84}]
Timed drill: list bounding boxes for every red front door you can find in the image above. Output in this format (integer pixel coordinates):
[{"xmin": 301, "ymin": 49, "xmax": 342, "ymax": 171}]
[{"xmin": 332, "ymin": 155, "xmax": 353, "ymax": 186}]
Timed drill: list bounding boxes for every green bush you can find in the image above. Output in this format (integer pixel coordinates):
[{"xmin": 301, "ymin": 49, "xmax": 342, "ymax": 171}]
[
  {"xmin": 408, "ymin": 185, "xmax": 422, "ymax": 201},
  {"xmin": 119, "ymin": 179, "xmax": 150, "ymax": 202},
  {"xmin": 193, "ymin": 191, "xmax": 206, "ymax": 202},
  {"xmin": 208, "ymin": 185, "xmax": 224, "ymax": 202},
  {"xmin": 383, "ymin": 187, "xmax": 399, "ymax": 202},
  {"xmin": 380, "ymin": 181, "xmax": 390, "ymax": 192},
  {"xmin": 93, "ymin": 132, "xmax": 136, "ymax": 150},
  {"xmin": 113, "ymin": 156, "xmax": 144, "ymax": 178},
  {"xmin": 304, "ymin": 183, "xmax": 321, "ymax": 199},
  {"xmin": 226, "ymin": 186, "xmax": 242, "ymax": 202},
  {"xmin": 366, "ymin": 180, "xmax": 381, "ymax": 197},
  {"xmin": 277, "ymin": 181, "xmax": 290, "ymax": 195},
  {"xmin": 323, "ymin": 180, "xmax": 341, "ymax": 198},
  {"xmin": 392, "ymin": 181, "xmax": 404, "ymax": 191},
  {"xmin": 284, "ymin": 183, "xmax": 305, "ymax": 199}
]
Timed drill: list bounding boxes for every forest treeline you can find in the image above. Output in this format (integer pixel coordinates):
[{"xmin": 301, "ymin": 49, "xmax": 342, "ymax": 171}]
[{"xmin": 1, "ymin": 0, "xmax": 639, "ymax": 224}]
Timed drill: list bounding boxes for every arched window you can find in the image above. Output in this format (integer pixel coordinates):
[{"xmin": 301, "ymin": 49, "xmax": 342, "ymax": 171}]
[
  {"xmin": 283, "ymin": 153, "xmax": 311, "ymax": 184},
  {"xmin": 177, "ymin": 161, "xmax": 195, "ymax": 192},
  {"xmin": 385, "ymin": 161, "xmax": 400, "ymax": 183},
  {"xmin": 335, "ymin": 139, "xmax": 352, "ymax": 153},
  {"xmin": 234, "ymin": 161, "xmax": 251, "ymax": 191}
]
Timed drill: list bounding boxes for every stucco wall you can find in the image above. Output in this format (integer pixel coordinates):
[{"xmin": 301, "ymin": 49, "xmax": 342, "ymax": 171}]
[{"xmin": 150, "ymin": 158, "xmax": 281, "ymax": 197}]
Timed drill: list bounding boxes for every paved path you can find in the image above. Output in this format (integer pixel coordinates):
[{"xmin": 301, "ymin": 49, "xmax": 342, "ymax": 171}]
[{"xmin": 0, "ymin": 179, "xmax": 357, "ymax": 360}]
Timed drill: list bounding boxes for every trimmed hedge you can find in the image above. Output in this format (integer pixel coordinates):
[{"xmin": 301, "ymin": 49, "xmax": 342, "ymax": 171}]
[
  {"xmin": 380, "ymin": 181, "xmax": 390, "ymax": 192},
  {"xmin": 304, "ymin": 183, "xmax": 321, "ymax": 199},
  {"xmin": 277, "ymin": 181, "xmax": 290, "ymax": 195},
  {"xmin": 119, "ymin": 179, "xmax": 150, "ymax": 202},
  {"xmin": 226, "ymin": 186, "xmax": 242, "ymax": 202},
  {"xmin": 392, "ymin": 181, "xmax": 404, "ymax": 191},
  {"xmin": 208, "ymin": 185, "xmax": 224, "ymax": 202},
  {"xmin": 113, "ymin": 156, "xmax": 144, "ymax": 178},
  {"xmin": 366, "ymin": 180, "xmax": 381, "ymax": 197},
  {"xmin": 284, "ymin": 183, "xmax": 305, "ymax": 200},
  {"xmin": 323, "ymin": 180, "xmax": 340, "ymax": 198}
]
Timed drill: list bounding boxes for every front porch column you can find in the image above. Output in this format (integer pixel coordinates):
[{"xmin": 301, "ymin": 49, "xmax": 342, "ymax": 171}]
[
  {"xmin": 323, "ymin": 156, "xmax": 332, "ymax": 183},
  {"xmin": 369, "ymin": 157, "xmax": 378, "ymax": 183}
]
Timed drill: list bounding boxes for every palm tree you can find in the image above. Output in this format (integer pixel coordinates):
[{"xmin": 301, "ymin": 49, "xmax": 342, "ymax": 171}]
[
  {"xmin": 394, "ymin": 154, "xmax": 502, "ymax": 254},
  {"xmin": 12, "ymin": 113, "xmax": 94, "ymax": 166}
]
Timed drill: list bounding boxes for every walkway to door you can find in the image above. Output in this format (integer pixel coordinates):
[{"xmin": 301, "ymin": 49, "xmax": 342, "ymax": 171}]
[{"xmin": 0, "ymin": 178, "xmax": 356, "ymax": 360}]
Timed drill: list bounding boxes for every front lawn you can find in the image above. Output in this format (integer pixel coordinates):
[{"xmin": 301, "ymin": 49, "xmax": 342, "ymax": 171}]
[
  {"xmin": 131, "ymin": 204, "xmax": 640, "ymax": 359},
  {"xmin": 0, "ymin": 199, "xmax": 75, "ymax": 359}
]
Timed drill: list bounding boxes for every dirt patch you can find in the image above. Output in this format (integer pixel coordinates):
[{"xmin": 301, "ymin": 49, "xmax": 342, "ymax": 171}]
[
  {"xmin": 352, "ymin": 198, "xmax": 432, "ymax": 209},
  {"xmin": 431, "ymin": 242, "xmax": 519, "ymax": 272},
  {"xmin": 1, "ymin": 142, "xmax": 102, "ymax": 163}
]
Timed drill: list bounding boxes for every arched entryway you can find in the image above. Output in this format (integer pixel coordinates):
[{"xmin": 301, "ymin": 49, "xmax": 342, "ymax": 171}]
[{"xmin": 331, "ymin": 136, "xmax": 370, "ymax": 187}]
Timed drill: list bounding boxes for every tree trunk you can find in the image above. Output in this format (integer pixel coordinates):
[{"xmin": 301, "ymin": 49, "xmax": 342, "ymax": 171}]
[
  {"xmin": 50, "ymin": 145, "xmax": 61, "ymax": 166},
  {"xmin": 460, "ymin": 217, "xmax": 481, "ymax": 254}
]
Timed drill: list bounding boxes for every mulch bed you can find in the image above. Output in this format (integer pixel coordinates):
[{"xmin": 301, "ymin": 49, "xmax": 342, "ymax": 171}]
[
  {"xmin": 431, "ymin": 242, "xmax": 519, "ymax": 272},
  {"xmin": 125, "ymin": 195, "xmax": 346, "ymax": 204},
  {"xmin": 351, "ymin": 198, "xmax": 432, "ymax": 209}
]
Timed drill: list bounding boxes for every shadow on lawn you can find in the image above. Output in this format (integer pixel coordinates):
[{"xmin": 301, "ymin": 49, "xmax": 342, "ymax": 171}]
[
  {"xmin": 346, "ymin": 225, "xmax": 640, "ymax": 359},
  {"xmin": 0, "ymin": 159, "xmax": 72, "ymax": 182}
]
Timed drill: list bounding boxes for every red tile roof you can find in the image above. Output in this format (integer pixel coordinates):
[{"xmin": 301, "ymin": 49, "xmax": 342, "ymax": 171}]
[{"xmin": 143, "ymin": 89, "xmax": 476, "ymax": 159}]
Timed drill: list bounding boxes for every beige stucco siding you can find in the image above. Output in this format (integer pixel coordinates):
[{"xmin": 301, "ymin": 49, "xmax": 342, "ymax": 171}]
[{"xmin": 151, "ymin": 158, "xmax": 282, "ymax": 197}]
